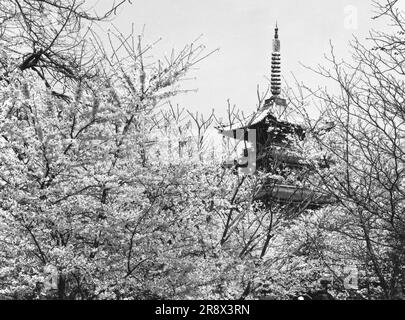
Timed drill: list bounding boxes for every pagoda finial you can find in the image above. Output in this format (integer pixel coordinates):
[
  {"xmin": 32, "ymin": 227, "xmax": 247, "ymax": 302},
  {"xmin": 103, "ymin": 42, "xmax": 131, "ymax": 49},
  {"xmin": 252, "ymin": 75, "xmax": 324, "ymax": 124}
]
[
  {"xmin": 271, "ymin": 23, "xmax": 281, "ymax": 96},
  {"xmin": 275, "ymin": 21, "xmax": 279, "ymax": 39}
]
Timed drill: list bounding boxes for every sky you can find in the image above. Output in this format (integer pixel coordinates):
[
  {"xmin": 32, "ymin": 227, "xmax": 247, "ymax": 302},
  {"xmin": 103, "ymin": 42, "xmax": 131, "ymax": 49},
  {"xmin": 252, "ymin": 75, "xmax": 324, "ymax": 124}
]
[{"xmin": 89, "ymin": 0, "xmax": 393, "ymax": 117}]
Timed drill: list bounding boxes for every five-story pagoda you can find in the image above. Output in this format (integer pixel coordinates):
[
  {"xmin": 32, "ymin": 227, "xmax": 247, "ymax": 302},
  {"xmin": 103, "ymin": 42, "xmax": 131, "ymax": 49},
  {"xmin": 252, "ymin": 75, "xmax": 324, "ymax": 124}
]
[{"xmin": 217, "ymin": 24, "xmax": 332, "ymax": 209}]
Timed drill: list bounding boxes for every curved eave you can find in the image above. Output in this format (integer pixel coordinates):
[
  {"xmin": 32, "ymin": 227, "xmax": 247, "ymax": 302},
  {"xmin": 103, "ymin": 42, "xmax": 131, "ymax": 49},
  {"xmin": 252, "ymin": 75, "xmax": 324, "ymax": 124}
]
[{"xmin": 256, "ymin": 184, "xmax": 334, "ymax": 206}]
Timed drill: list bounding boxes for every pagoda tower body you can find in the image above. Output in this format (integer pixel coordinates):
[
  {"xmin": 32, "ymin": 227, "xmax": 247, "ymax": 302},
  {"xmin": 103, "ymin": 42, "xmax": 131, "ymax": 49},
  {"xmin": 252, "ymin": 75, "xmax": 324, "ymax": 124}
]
[{"xmin": 218, "ymin": 25, "xmax": 332, "ymax": 209}]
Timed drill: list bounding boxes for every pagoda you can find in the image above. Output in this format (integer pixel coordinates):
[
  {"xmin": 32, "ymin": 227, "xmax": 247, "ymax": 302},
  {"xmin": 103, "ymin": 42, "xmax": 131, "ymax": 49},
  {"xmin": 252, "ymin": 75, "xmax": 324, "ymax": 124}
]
[{"xmin": 218, "ymin": 24, "xmax": 332, "ymax": 209}]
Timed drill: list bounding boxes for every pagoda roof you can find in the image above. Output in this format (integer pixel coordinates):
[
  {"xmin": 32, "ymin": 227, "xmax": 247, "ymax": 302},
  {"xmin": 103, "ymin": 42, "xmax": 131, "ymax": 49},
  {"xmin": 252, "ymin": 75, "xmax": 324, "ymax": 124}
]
[
  {"xmin": 217, "ymin": 105, "xmax": 271, "ymax": 133},
  {"xmin": 217, "ymin": 100, "xmax": 305, "ymax": 140}
]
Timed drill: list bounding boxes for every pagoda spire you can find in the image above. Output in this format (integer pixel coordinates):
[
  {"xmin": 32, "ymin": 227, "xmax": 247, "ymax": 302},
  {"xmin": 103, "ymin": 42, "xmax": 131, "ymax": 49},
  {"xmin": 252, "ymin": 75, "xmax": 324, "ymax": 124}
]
[{"xmin": 271, "ymin": 23, "xmax": 281, "ymax": 96}]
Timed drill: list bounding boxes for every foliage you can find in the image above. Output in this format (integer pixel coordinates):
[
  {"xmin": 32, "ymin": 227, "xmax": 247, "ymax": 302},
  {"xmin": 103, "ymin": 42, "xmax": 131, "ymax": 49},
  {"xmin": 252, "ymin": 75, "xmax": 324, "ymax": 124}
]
[
  {"xmin": 1, "ymin": 0, "xmax": 405, "ymax": 301},
  {"xmin": 288, "ymin": 0, "xmax": 405, "ymax": 300}
]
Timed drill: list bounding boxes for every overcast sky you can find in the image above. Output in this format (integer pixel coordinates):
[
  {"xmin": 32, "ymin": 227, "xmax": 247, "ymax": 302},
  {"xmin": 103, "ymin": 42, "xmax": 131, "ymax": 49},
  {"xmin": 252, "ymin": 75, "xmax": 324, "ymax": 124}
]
[{"xmin": 91, "ymin": 0, "xmax": 393, "ymax": 117}]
